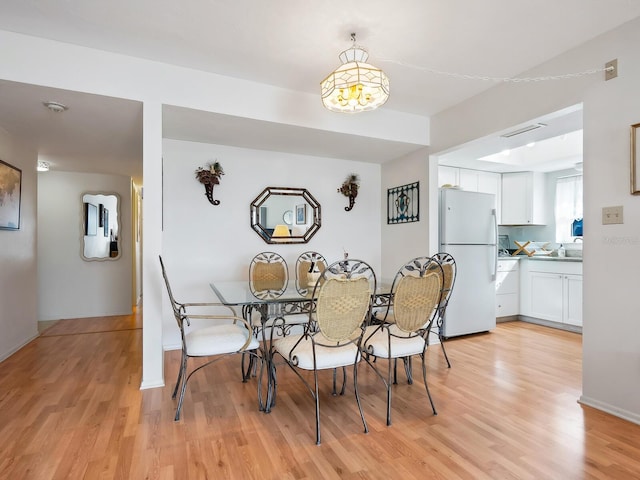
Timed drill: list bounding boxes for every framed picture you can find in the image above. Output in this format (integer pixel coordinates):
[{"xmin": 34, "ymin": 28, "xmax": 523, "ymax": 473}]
[
  {"xmin": 0, "ymin": 159, "xmax": 22, "ymax": 230},
  {"xmin": 103, "ymin": 208, "xmax": 109, "ymax": 237},
  {"xmin": 98, "ymin": 204, "xmax": 105, "ymax": 227},
  {"xmin": 296, "ymin": 204, "xmax": 307, "ymax": 224},
  {"xmin": 631, "ymin": 123, "xmax": 640, "ymax": 194},
  {"xmin": 387, "ymin": 181, "xmax": 419, "ymax": 224},
  {"xmin": 85, "ymin": 202, "xmax": 98, "ymax": 236}
]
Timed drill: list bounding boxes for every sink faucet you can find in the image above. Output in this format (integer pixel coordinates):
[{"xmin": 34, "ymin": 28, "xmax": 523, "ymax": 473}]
[{"xmin": 573, "ymin": 237, "xmax": 583, "ymax": 242}]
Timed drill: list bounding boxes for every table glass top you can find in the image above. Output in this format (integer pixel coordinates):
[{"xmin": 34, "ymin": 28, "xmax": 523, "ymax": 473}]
[{"xmin": 210, "ymin": 280, "xmax": 392, "ymax": 306}]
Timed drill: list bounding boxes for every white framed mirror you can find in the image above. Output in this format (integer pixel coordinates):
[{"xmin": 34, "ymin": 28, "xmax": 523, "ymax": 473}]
[{"xmin": 81, "ymin": 192, "xmax": 121, "ymax": 261}]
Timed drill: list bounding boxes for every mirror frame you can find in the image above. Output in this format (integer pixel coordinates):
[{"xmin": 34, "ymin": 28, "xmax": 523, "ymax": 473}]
[
  {"xmin": 250, "ymin": 187, "xmax": 321, "ymax": 244},
  {"xmin": 80, "ymin": 191, "xmax": 121, "ymax": 261}
]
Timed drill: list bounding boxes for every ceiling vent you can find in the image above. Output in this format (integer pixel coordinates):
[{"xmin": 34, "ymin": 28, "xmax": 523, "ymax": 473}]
[{"xmin": 500, "ymin": 123, "xmax": 547, "ymax": 138}]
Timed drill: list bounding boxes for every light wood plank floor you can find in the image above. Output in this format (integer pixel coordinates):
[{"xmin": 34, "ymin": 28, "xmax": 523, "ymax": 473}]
[{"xmin": 1, "ymin": 316, "xmax": 640, "ymax": 479}]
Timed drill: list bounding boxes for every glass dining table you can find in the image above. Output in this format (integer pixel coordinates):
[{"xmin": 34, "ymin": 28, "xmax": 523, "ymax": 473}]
[{"xmin": 210, "ymin": 279, "xmax": 393, "ymax": 413}]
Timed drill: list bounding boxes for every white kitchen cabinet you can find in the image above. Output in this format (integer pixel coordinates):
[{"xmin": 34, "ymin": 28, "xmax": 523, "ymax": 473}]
[
  {"xmin": 447, "ymin": 168, "xmax": 501, "ymax": 222},
  {"xmin": 563, "ymin": 274, "xmax": 583, "ymax": 326},
  {"xmin": 529, "ymin": 272, "xmax": 564, "ymax": 322},
  {"xmin": 439, "ymin": 166, "xmax": 459, "ymax": 187},
  {"xmin": 496, "ymin": 258, "xmax": 519, "ymax": 317},
  {"xmin": 520, "ymin": 260, "xmax": 582, "ymax": 327},
  {"xmin": 501, "ymin": 171, "xmax": 546, "ymax": 225}
]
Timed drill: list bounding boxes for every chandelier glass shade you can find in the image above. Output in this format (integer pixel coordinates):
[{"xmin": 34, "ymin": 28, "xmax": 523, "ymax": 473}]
[{"xmin": 321, "ymin": 42, "xmax": 389, "ymax": 113}]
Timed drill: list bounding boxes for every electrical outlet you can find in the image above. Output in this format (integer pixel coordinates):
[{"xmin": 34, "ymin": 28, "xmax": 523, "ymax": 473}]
[{"xmin": 602, "ymin": 205, "xmax": 623, "ymax": 225}]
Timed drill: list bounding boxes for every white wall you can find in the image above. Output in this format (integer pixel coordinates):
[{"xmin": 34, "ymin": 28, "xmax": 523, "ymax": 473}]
[
  {"xmin": 37, "ymin": 172, "xmax": 133, "ymax": 320},
  {"xmin": 0, "ymin": 30, "xmax": 423, "ymax": 388},
  {"xmin": 0, "ymin": 130, "xmax": 38, "ymax": 361},
  {"xmin": 161, "ymin": 139, "xmax": 382, "ymax": 349},
  {"xmin": 430, "ymin": 17, "xmax": 640, "ymax": 424},
  {"xmin": 380, "ymin": 147, "xmax": 434, "ymax": 280}
]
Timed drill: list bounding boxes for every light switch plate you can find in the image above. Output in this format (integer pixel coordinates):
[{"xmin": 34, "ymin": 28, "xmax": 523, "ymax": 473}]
[{"xmin": 602, "ymin": 205, "xmax": 623, "ymax": 224}]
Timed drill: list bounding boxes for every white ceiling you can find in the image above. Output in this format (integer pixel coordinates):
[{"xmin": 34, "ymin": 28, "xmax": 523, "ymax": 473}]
[{"xmin": 1, "ymin": 0, "xmax": 638, "ymax": 182}]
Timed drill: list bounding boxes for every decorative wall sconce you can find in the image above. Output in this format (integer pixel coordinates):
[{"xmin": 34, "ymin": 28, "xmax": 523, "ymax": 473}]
[
  {"xmin": 195, "ymin": 161, "xmax": 224, "ymax": 205},
  {"xmin": 338, "ymin": 173, "xmax": 359, "ymax": 211}
]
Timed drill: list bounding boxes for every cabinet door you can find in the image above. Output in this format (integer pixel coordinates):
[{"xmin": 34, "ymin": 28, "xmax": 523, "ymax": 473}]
[
  {"xmin": 477, "ymin": 171, "xmax": 501, "ymax": 223},
  {"xmin": 496, "ymin": 269, "xmax": 518, "ymax": 295},
  {"xmin": 459, "ymin": 169, "xmax": 478, "ymax": 191},
  {"xmin": 564, "ymin": 274, "xmax": 583, "ymax": 326},
  {"xmin": 496, "ymin": 293, "xmax": 519, "ymax": 317},
  {"xmin": 529, "ymin": 272, "xmax": 563, "ymax": 322},
  {"xmin": 501, "ymin": 172, "xmax": 530, "ymax": 225},
  {"xmin": 439, "ymin": 166, "xmax": 459, "ymax": 187}
]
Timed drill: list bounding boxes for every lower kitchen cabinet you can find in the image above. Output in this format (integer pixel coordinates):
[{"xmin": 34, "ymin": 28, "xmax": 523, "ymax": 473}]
[
  {"xmin": 521, "ymin": 260, "xmax": 583, "ymax": 327},
  {"xmin": 496, "ymin": 258, "xmax": 519, "ymax": 317},
  {"xmin": 563, "ymin": 274, "xmax": 583, "ymax": 326}
]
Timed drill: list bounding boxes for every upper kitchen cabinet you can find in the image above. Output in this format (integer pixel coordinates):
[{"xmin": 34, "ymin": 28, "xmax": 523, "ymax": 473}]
[
  {"xmin": 501, "ymin": 172, "xmax": 546, "ymax": 225},
  {"xmin": 438, "ymin": 166, "xmax": 459, "ymax": 187},
  {"xmin": 439, "ymin": 167, "xmax": 502, "ymax": 221}
]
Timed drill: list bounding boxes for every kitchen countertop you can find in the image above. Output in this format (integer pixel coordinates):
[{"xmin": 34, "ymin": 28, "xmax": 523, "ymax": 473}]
[{"xmin": 498, "ymin": 255, "xmax": 581, "ymax": 262}]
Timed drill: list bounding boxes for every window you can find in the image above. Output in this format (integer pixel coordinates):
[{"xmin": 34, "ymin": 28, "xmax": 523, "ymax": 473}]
[{"xmin": 555, "ymin": 175, "xmax": 583, "ymax": 242}]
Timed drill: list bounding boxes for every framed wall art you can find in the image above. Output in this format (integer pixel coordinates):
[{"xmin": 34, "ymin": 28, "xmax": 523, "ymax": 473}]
[
  {"xmin": 387, "ymin": 181, "xmax": 419, "ymax": 224},
  {"xmin": 0, "ymin": 159, "xmax": 22, "ymax": 230},
  {"xmin": 84, "ymin": 202, "xmax": 98, "ymax": 236},
  {"xmin": 296, "ymin": 203, "xmax": 307, "ymax": 224},
  {"xmin": 631, "ymin": 123, "xmax": 640, "ymax": 194},
  {"xmin": 103, "ymin": 208, "xmax": 109, "ymax": 237}
]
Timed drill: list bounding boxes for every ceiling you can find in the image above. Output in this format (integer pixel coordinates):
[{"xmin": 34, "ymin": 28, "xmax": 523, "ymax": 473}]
[{"xmin": 1, "ymin": 0, "xmax": 638, "ymax": 183}]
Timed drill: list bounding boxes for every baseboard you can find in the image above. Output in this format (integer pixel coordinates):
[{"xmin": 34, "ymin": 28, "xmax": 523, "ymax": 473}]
[
  {"xmin": 518, "ymin": 315, "xmax": 582, "ymax": 334},
  {"xmin": 579, "ymin": 395, "xmax": 640, "ymax": 426},
  {"xmin": 497, "ymin": 315, "xmax": 519, "ymax": 323},
  {"xmin": 0, "ymin": 332, "xmax": 39, "ymax": 362},
  {"xmin": 163, "ymin": 343, "xmax": 181, "ymax": 351},
  {"xmin": 140, "ymin": 379, "xmax": 165, "ymax": 390}
]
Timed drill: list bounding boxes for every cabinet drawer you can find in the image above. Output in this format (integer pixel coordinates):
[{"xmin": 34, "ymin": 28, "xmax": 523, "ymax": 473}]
[
  {"xmin": 497, "ymin": 259, "xmax": 520, "ymax": 272},
  {"xmin": 496, "ymin": 293, "xmax": 519, "ymax": 317},
  {"xmin": 496, "ymin": 269, "xmax": 518, "ymax": 294}
]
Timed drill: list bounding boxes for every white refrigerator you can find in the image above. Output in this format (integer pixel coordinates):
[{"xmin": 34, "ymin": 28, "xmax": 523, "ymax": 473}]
[{"xmin": 439, "ymin": 188, "xmax": 497, "ymax": 337}]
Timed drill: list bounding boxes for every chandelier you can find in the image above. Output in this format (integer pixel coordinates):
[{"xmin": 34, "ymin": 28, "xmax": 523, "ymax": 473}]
[{"xmin": 320, "ymin": 33, "xmax": 389, "ymax": 113}]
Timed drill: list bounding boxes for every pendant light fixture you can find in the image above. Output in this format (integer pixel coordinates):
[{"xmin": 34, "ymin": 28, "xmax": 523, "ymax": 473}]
[{"xmin": 320, "ymin": 33, "xmax": 389, "ymax": 113}]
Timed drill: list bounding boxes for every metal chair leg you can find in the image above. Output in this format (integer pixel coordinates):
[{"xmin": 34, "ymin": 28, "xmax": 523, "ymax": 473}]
[
  {"xmin": 174, "ymin": 360, "xmax": 189, "ymax": 421},
  {"xmin": 420, "ymin": 354, "xmax": 437, "ymax": 415},
  {"xmin": 353, "ymin": 361, "xmax": 369, "ymax": 434},
  {"xmin": 172, "ymin": 350, "xmax": 186, "ymax": 399},
  {"xmin": 440, "ymin": 335, "xmax": 452, "ymax": 368}
]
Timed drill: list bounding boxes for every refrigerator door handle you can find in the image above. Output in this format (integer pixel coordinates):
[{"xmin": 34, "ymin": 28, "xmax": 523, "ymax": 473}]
[{"xmin": 492, "ymin": 208, "xmax": 498, "ymax": 280}]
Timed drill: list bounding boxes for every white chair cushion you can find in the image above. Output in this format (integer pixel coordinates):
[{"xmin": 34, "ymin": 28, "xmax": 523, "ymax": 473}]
[
  {"xmin": 274, "ymin": 333, "xmax": 361, "ymax": 370},
  {"xmin": 363, "ymin": 325, "xmax": 425, "ymax": 359},
  {"xmin": 185, "ymin": 323, "xmax": 259, "ymax": 356}
]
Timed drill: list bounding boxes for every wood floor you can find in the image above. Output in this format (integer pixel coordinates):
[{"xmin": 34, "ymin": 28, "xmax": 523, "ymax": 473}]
[{"xmin": 1, "ymin": 316, "xmax": 640, "ymax": 480}]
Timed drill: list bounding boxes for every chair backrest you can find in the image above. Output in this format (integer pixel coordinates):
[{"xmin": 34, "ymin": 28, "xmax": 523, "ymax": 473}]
[
  {"xmin": 431, "ymin": 252, "xmax": 457, "ymax": 311},
  {"xmin": 296, "ymin": 251, "xmax": 327, "ymax": 291},
  {"xmin": 391, "ymin": 256, "xmax": 444, "ymax": 333},
  {"xmin": 159, "ymin": 255, "xmax": 183, "ymax": 327},
  {"xmin": 249, "ymin": 251, "xmax": 288, "ymax": 297},
  {"xmin": 314, "ymin": 259, "xmax": 376, "ymax": 342}
]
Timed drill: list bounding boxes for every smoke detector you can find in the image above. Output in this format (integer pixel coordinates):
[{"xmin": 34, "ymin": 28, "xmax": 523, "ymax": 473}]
[{"xmin": 43, "ymin": 101, "xmax": 68, "ymax": 113}]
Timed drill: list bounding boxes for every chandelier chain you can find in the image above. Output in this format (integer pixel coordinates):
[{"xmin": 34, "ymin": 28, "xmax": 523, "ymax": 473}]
[{"xmin": 378, "ymin": 58, "xmax": 613, "ymax": 82}]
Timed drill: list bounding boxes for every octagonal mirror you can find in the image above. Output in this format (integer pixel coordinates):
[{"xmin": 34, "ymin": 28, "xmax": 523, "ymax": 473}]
[{"xmin": 250, "ymin": 187, "xmax": 321, "ymax": 244}]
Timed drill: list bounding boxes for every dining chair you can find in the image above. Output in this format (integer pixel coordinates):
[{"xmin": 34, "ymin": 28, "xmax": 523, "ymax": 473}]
[
  {"xmin": 295, "ymin": 251, "xmax": 327, "ymax": 294},
  {"xmin": 272, "ymin": 258, "xmax": 377, "ymax": 445},
  {"xmin": 244, "ymin": 251, "xmax": 291, "ymax": 380},
  {"xmin": 429, "ymin": 252, "xmax": 457, "ymax": 368},
  {"xmin": 159, "ymin": 255, "xmax": 260, "ymax": 421},
  {"xmin": 362, "ymin": 256, "xmax": 444, "ymax": 425}
]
